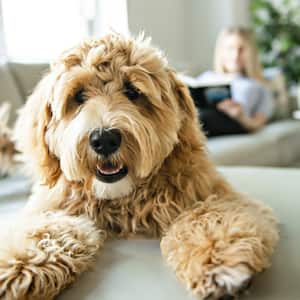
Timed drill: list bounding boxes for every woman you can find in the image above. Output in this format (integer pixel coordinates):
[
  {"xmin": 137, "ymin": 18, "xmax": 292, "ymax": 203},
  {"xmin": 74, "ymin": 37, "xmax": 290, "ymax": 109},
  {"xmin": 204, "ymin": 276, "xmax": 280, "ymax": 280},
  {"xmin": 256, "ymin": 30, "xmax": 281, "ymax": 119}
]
[{"xmin": 197, "ymin": 27, "xmax": 273, "ymax": 137}]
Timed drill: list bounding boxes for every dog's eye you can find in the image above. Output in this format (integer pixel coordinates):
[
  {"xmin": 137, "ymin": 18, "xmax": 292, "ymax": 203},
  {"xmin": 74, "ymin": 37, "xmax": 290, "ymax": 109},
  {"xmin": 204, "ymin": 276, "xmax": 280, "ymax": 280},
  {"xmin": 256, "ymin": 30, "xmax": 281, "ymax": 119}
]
[
  {"xmin": 74, "ymin": 89, "xmax": 86, "ymax": 105},
  {"xmin": 124, "ymin": 82, "xmax": 141, "ymax": 101}
]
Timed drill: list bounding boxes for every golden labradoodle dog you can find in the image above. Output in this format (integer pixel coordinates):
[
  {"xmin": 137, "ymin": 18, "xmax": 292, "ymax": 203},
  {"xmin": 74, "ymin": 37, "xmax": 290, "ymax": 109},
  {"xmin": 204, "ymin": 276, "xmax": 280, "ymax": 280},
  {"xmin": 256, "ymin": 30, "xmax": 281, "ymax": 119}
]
[{"xmin": 0, "ymin": 34, "xmax": 278, "ymax": 300}]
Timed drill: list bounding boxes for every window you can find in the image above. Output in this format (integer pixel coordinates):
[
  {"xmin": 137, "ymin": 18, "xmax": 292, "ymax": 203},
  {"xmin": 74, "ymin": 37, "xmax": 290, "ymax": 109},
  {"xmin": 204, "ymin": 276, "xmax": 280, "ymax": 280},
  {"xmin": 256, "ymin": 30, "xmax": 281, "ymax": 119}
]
[{"xmin": 2, "ymin": 0, "xmax": 128, "ymax": 62}]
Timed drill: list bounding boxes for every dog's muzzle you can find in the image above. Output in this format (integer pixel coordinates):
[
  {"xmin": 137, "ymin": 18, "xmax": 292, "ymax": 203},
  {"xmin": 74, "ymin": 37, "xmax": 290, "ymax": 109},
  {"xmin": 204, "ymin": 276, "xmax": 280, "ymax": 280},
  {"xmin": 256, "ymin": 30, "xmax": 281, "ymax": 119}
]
[{"xmin": 89, "ymin": 128, "xmax": 128, "ymax": 183}]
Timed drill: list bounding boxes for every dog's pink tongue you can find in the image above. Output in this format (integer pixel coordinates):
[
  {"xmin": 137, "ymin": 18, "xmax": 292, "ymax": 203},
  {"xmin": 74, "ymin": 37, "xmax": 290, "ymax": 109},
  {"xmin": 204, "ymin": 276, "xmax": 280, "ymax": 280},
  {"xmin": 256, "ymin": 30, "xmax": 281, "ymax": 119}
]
[{"xmin": 97, "ymin": 162, "xmax": 121, "ymax": 175}]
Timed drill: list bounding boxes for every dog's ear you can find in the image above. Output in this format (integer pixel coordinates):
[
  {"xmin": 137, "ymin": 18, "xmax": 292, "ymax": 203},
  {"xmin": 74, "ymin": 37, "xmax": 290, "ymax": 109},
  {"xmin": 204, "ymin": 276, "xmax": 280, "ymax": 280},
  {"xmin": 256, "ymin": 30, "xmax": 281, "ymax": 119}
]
[
  {"xmin": 166, "ymin": 68, "xmax": 208, "ymax": 146},
  {"xmin": 0, "ymin": 102, "xmax": 11, "ymax": 126},
  {"xmin": 167, "ymin": 69, "xmax": 197, "ymax": 119},
  {"xmin": 14, "ymin": 73, "xmax": 61, "ymax": 186}
]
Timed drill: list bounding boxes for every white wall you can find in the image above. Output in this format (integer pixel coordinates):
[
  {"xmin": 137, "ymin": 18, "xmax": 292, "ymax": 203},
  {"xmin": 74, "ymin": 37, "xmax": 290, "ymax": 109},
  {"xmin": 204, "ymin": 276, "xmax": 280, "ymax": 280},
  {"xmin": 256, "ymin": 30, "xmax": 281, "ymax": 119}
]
[
  {"xmin": 128, "ymin": 0, "xmax": 250, "ymax": 75},
  {"xmin": 127, "ymin": 0, "xmax": 186, "ymax": 68}
]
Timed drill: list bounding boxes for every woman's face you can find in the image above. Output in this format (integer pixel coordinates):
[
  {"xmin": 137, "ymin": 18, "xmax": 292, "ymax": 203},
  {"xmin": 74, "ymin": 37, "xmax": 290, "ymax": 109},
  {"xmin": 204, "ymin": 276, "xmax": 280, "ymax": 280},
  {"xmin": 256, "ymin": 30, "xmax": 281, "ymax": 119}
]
[{"xmin": 221, "ymin": 34, "xmax": 246, "ymax": 74}]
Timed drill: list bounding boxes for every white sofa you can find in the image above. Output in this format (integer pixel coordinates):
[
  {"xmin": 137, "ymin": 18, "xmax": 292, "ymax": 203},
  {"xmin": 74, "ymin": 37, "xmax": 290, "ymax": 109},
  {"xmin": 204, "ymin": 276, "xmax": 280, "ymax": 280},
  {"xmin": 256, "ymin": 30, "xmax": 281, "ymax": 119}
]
[
  {"xmin": 207, "ymin": 119, "xmax": 300, "ymax": 166},
  {"xmin": 0, "ymin": 167, "xmax": 299, "ymax": 300}
]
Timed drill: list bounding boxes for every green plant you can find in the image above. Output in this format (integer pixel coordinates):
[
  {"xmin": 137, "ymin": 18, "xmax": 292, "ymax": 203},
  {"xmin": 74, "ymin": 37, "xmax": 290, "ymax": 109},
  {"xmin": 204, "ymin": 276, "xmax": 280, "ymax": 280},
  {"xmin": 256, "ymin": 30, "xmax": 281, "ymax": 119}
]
[{"xmin": 250, "ymin": 0, "xmax": 300, "ymax": 85}]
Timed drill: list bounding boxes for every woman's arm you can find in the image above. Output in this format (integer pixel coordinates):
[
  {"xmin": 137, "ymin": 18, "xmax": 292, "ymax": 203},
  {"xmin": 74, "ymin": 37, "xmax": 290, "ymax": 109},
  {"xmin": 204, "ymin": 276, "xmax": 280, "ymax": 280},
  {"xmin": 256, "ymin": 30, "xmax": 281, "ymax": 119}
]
[
  {"xmin": 217, "ymin": 100, "xmax": 268, "ymax": 132},
  {"xmin": 236, "ymin": 112, "xmax": 268, "ymax": 132}
]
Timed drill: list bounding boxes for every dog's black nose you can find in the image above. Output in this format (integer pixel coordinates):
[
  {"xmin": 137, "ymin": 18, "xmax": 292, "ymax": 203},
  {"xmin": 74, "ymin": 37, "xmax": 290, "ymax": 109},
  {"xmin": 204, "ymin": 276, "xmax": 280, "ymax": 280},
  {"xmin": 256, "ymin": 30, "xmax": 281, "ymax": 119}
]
[{"xmin": 89, "ymin": 128, "xmax": 121, "ymax": 156}]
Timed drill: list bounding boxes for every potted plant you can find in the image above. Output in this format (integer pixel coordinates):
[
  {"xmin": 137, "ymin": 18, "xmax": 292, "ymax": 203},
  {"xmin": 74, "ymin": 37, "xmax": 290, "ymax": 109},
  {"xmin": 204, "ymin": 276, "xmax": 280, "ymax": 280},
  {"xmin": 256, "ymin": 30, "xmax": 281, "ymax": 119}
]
[{"xmin": 250, "ymin": 0, "xmax": 300, "ymax": 112}]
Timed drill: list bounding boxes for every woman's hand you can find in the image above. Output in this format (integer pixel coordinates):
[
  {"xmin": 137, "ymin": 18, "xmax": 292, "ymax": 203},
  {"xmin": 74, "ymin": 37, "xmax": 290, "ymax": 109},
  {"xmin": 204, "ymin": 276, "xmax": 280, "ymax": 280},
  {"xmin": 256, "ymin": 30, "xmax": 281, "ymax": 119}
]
[
  {"xmin": 217, "ymin": 99, "xmax": 244, "ymax": 119},
  {"xmin": 217, "ymin": 99, "xmax": 267, "ymax": 132}
]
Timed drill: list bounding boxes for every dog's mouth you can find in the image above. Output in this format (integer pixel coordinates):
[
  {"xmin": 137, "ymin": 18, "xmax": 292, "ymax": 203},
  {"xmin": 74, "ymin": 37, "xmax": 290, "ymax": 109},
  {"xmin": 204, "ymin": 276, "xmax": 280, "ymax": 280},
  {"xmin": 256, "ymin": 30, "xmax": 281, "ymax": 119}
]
[{"xmin": 95, "ymin": 160, "xmax": 128, "ymax": 183}]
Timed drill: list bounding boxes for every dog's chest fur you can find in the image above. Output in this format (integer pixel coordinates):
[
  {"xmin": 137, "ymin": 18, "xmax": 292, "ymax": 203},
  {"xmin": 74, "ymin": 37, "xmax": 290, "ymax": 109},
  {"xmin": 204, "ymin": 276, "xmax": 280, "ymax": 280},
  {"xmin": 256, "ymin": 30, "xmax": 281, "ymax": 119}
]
[{"xmin": 56, "ymin": 173, "xmax": 202, "ymax": 239}]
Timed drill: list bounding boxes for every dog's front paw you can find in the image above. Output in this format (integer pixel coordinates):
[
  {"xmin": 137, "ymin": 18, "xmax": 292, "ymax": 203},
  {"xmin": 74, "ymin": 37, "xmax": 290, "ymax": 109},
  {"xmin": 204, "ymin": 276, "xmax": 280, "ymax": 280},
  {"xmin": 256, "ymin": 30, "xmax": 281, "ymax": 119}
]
[
  {"xmin": 0, "ymin": 258, "xmax": 35, "ymax": 300},
  {"xmin": 0, "ymin": 211, "xmax": 105, "ymax": 300},
  {"xmin": 197, "ymin": 264, "xmax": 253, "ymax": 300}
]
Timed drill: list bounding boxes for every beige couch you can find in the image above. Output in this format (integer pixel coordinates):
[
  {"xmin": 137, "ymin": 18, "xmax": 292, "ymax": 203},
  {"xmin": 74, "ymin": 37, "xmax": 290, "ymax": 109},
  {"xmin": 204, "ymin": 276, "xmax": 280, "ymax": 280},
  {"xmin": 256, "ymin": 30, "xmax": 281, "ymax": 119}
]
[
  {"xmin": 207, "ymin": 120, "xmax": 300, "ymax": 166},
  {"xmin": 0, "ymin": 167, "xmax": 299, "ymax": 299},
  {"xmin": 1, "ymin": 62, "xmax": 300, "ymax": 167}
]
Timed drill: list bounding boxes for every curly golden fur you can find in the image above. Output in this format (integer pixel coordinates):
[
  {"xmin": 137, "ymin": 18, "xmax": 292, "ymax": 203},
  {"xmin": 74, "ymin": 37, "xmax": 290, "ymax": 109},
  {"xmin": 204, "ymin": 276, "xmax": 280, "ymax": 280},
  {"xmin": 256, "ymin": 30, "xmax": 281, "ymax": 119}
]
[{"xmin": 0, "ymin": 34, "xmax": 279, "ymax": 300}]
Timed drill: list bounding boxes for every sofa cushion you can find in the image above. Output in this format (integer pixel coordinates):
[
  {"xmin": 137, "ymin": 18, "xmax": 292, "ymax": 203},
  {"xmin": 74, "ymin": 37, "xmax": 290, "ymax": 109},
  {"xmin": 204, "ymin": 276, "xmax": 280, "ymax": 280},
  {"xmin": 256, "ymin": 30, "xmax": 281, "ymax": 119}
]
[
  {"xmin": 0, "ymin": 167, "xmax": 299, "ymax": 300},
  {"xmin": 207, "ymin": 120, "xmax": 300, "ymax": 166},
  {"xmin": 0, "ymin": 62, "xmax": 24, "ymax": 125}
]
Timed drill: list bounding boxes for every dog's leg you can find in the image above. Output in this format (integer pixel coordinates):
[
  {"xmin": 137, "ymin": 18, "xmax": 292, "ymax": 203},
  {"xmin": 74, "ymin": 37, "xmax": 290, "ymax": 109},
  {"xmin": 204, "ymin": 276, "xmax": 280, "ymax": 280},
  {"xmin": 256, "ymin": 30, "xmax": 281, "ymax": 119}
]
[
  {"xmin": 160, "ymin": 194, "xmax": 279, "ymax": 300},
  {"xmin": 0, "ymin": 211, "xmax": 105, "ymax": 300}
]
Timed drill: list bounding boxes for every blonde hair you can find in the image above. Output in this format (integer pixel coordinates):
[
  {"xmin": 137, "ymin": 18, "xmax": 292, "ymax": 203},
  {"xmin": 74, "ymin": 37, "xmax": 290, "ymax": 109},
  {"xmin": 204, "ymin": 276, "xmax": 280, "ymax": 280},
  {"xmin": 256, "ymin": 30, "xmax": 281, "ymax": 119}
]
[{"xmin": 214, "ymin": 27, "xmax": 265, "ymax": 83}]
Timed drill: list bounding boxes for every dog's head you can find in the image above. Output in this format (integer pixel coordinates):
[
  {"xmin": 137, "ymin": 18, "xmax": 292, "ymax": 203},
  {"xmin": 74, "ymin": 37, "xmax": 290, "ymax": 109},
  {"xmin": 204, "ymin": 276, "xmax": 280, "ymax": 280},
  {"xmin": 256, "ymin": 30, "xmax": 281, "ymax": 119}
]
[{"xmin": 15, "ymin": 34, "xmax": 200, "ymax": 199}]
